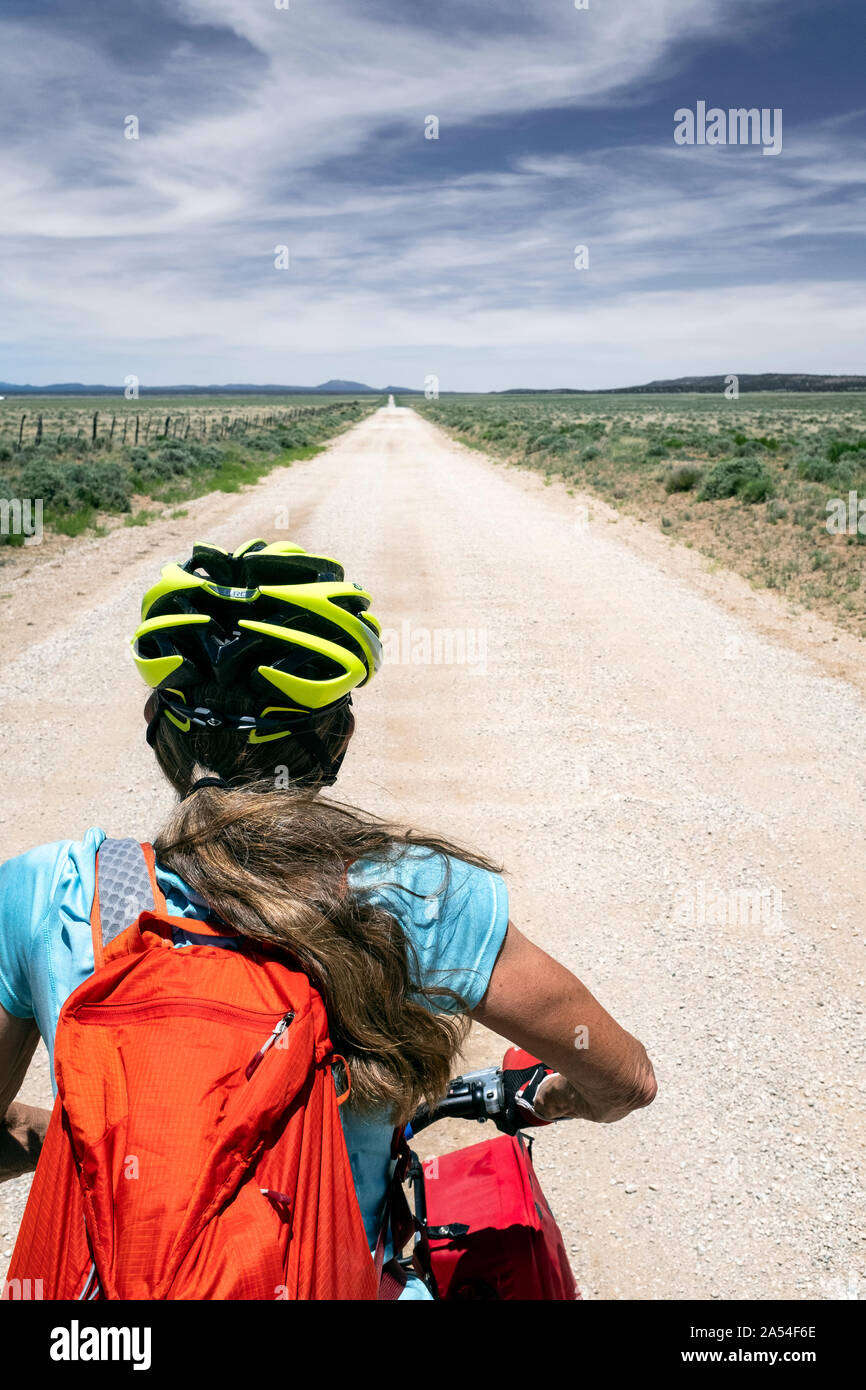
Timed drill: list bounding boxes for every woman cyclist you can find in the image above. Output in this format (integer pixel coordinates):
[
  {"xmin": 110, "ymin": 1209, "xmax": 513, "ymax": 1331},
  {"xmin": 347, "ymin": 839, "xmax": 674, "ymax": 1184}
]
[{"xmin": 0, "ymin": 538, "xmax": 656, "ymax": 1300}]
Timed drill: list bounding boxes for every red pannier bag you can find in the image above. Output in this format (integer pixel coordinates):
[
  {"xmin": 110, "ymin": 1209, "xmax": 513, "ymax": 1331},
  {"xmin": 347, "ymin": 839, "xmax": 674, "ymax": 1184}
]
[{"xmin": 424, "ymin": 1132, "xmax": 580, "ymax": 1300}]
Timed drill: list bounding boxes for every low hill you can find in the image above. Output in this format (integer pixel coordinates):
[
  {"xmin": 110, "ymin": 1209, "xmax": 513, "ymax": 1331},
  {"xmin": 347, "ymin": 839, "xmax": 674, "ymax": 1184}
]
[{"xmin": 500, "ymin": 374, "xmax": 866, "ymax": 395}]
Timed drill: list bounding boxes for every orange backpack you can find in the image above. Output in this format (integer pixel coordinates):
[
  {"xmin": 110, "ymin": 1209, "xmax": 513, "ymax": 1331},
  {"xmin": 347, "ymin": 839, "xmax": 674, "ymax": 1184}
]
[{"xmin": 6, "ymin": 839, "xmax": 382, "ymax": 1300}]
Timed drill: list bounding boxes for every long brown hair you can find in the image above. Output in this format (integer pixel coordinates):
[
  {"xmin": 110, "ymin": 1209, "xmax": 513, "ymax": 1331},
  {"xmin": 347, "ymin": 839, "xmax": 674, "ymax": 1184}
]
[{"xmin": 151, "ymin": 685, "xmax": 500, "ymax": 1124}]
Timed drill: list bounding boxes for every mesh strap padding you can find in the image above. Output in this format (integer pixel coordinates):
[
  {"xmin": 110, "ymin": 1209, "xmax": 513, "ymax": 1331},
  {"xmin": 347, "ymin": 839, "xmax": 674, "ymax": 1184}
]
[{"xmin": 96, "ymin": 838, "xmax": 156, "ymax": 952}]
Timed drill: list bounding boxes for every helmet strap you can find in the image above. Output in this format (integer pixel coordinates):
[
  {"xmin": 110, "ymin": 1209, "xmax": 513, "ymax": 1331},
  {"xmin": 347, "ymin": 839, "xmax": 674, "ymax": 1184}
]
[
  {"xmin": 145, "ymin": 690, "xmax": 351, "ymax": 785},
  {"xmin": 291, "ymin": 729, "xmax": 349, "ymax": 787}
]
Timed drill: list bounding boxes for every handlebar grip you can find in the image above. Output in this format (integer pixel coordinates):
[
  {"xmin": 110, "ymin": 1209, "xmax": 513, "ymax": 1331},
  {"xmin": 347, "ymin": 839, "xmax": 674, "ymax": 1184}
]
[{"xmin": 500, "ymin": 1054, "xmax": 556, "ymax": 1134}]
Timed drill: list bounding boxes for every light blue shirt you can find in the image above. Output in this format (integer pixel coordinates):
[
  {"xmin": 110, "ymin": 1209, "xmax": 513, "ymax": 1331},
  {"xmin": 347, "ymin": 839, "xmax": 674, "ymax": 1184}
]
[{"xmin": 0, "ymin": 829, "xmax": 509, "ymax": 1302}]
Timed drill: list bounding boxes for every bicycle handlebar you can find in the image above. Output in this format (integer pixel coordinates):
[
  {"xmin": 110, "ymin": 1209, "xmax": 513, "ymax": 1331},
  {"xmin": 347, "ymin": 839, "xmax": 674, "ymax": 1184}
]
[{"xmin": 409, "ymin": 1066, "xmax": 507, "ymax": 1135}]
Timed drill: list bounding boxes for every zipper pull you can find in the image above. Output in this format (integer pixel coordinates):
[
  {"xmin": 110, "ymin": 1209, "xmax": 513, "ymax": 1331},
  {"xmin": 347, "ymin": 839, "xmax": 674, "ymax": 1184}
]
[{"xmin": 245, "ymin": 1010, "xmax": 295, "ymax": 1080}]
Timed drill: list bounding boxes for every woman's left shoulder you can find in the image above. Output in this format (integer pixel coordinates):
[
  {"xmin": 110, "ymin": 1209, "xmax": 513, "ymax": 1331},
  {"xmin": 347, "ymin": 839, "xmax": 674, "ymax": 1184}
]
[
  {"xmin": 349, "ymin": 843, "xmax": 504, "ymax": 911},
  {"xmin": 348, "ymin": 845, "xmax": 510, "ymax": 1008}
]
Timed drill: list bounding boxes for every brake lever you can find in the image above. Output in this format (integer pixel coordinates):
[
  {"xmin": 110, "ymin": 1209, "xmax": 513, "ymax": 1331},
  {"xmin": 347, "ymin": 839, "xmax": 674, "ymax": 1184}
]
[
  {"xmin": 448, "ymin": 1066, "xmax": 505, "ymax": 1119},
  {"xmin": 408, "ymin": 1066, "xmax": 505, "ymax": 1134}
]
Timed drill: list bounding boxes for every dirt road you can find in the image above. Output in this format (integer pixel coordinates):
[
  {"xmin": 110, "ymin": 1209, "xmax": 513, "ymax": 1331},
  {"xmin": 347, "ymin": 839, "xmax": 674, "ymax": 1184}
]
[{"xmin": 2, "ymin": 403, "xmax": 864, "ymax": 1299}]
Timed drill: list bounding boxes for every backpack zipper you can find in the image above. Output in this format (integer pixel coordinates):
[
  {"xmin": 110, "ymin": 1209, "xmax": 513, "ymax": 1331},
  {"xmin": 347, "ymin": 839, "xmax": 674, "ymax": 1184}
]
[
  {"xmin": 72, "ymin": 999, "xmax": 296, "ymax": 1080},
  {"xmin": 245, "ymin": 1011, "xmax": 296, "ymax": 1080},
  {"xmin": 75, "ymin": 998, "xmax": 285, "ymax": 1028}
]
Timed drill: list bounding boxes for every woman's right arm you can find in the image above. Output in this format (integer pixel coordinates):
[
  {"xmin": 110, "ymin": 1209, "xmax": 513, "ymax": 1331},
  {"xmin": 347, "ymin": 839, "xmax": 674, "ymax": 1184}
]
[
  {"xmin": 471, "ymin": 920, "xmax": 657, "ymax": 1123},
  {"xmin": 0, "ymin": 840, "xmax": 72, "ymax": 1182}
]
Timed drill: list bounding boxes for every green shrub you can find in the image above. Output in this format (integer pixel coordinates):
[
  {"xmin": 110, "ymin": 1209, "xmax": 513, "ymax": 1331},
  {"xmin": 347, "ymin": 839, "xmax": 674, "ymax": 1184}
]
[
  {"xmin": 664, "ymin": 464, "xmax": 702, "ymax": 494},
  {"xmin": 135, "ymin": 453, "xmax": 190, "ymax": 483},
  {"xmin": 796, "ymin": 456, "xmax": 848, "ymax": 484},
  {"xmin": 827, "ymin": 438, "xmax": 866, "ymax": 464},
  {"xmin": 278, "ymin": 427, "xmax": 313, "ymax": 449},
  {"xmin": 133, "ymin": 438, "xmax": 223, "ymax": 483},
  {"xmin": 188, "ymin": 443, "xmax": 222, "ymax": 468},
  {"xmin": 698, "ymin": 457, "xmax": 772, "ymax": 502},
  {"xmin": 545, "ymin": 437, "xmax": 574, "ymax": 456},
  {"xmin": 739, "ymin": 474, "xmax": 775, "ymax": 504},
  {"xmin": 158, "ymin": 443, "xmax": 195, "ymax": 466},
  {"xmin": 17, "ymin": 458, "xmax": 132, "ymax": 513}
]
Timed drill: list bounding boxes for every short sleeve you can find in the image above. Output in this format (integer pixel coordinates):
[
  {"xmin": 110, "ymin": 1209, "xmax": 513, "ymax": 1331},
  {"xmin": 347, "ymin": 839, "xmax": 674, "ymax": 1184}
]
[
  {"xmin": 0, "ymin": 843, "xmax": 63, "ymax": 1017},
  {"xmin": 347, "ymin": 846, "xmax": 509, "ymax": 1011},
  {"xmin": 0, "ymin": 830, "xmax": 104, "ymax": 1051}
]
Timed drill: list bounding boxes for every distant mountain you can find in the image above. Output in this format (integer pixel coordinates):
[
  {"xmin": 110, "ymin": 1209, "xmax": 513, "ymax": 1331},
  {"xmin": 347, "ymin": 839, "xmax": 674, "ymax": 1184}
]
[
  {"xmin": 0, "ymin": 382, "xmax": 97, "ymax": 394},
  {"xmin": 499, "ymin": 373, "xmax": 866, "ymax": 395},
  {"xmin": 315, "ymin": 379, "xmax": 374, "ymax": 393},
  {"xmin": 0, "ymin": 380, "xmax": 415, "ymax": 396}
]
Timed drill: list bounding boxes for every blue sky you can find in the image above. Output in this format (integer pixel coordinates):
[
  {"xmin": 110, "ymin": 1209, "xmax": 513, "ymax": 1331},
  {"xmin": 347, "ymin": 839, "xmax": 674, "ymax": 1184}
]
[{"xmin": 0, "ymin": 0, "xmax": 864, "ymax": 390}]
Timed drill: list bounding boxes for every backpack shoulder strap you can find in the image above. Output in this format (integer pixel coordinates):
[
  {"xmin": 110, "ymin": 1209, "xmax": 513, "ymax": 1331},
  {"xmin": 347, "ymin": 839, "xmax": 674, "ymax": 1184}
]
[{"xmin": 90, "ymin": 839, "xmax": 167, "ymax": 970}]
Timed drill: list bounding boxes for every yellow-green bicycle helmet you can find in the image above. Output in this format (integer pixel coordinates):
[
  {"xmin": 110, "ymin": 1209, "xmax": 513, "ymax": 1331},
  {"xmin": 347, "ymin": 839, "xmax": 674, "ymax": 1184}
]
[{"xmin": 132, "ymin": 539, "xmax": 382, "ymax": 780}]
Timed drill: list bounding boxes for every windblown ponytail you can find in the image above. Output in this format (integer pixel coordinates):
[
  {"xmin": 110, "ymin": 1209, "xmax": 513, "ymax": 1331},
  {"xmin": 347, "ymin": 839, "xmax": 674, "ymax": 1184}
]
[{"xmin": 150, "ymin": 690, "xmax": 500, "ymax": 1124}]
